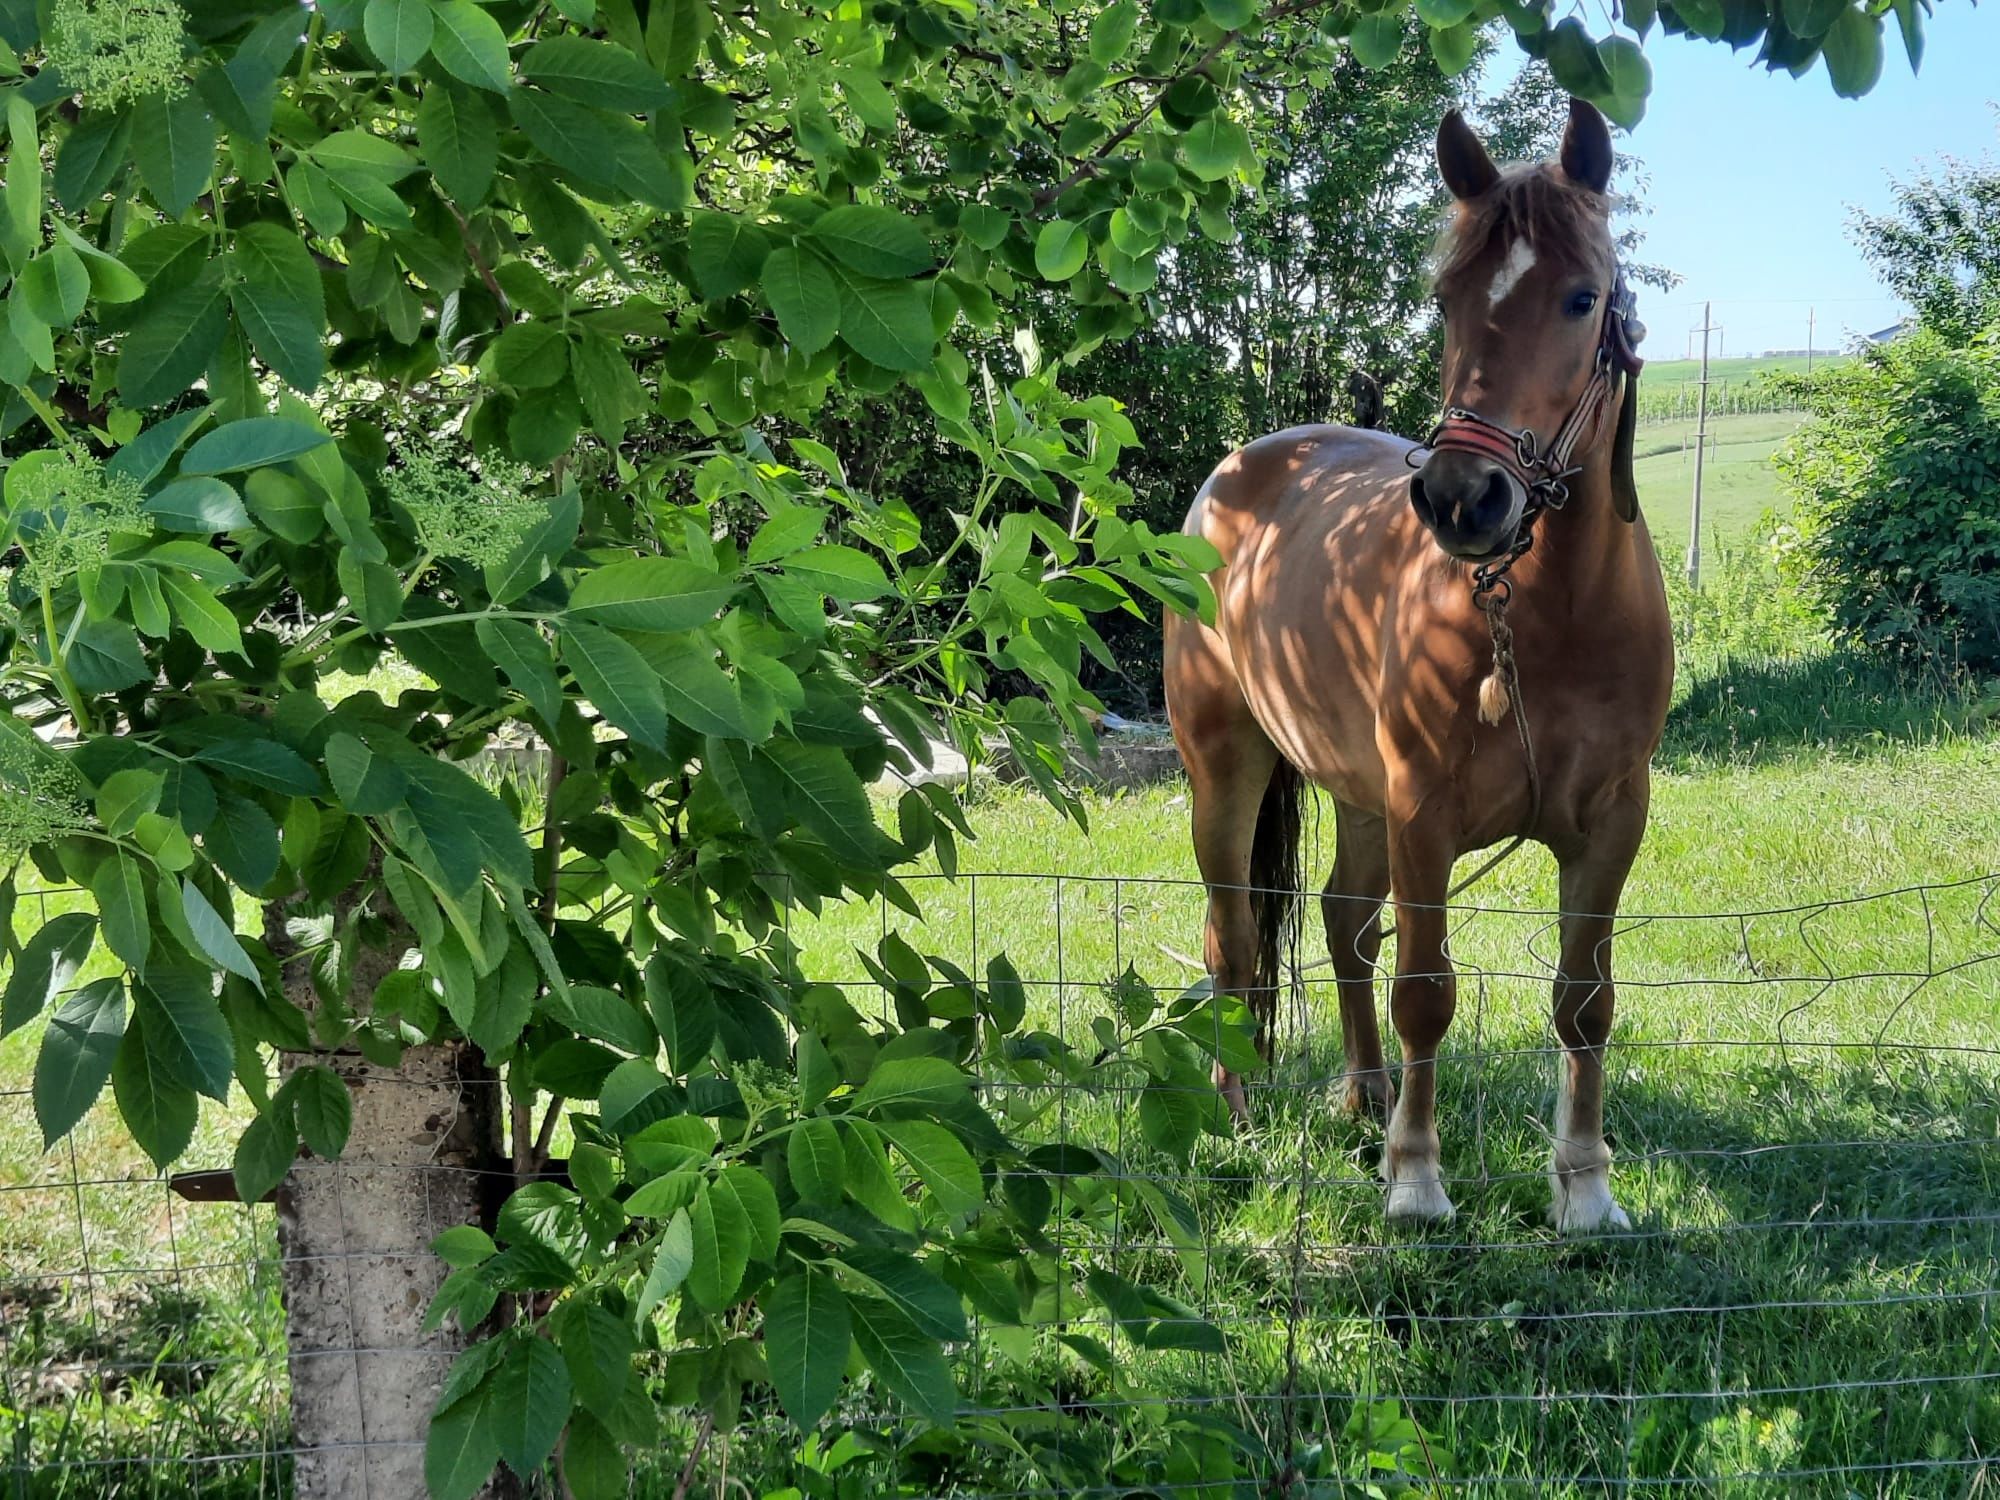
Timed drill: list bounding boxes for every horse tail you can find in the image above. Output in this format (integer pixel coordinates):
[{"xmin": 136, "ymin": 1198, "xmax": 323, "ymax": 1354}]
[{"xmin": 1249, "ymin": 755, "xmax": 1305, "ymax": 1004}]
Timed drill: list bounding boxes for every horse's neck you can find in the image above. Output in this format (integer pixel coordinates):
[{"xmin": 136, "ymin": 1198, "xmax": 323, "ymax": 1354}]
[{"xmin": 1516, "ymin": 469, "xmax": 1649, "ymax": 624}]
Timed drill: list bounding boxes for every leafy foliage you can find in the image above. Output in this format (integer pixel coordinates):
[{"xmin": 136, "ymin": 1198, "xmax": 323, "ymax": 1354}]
[
  {"xmin": 0, "ymin": 0, "xmax": 1915, "ymax": 1488},
  {"xmin": 1774, "ymin": 326, "xmax": 2000, "ymax": 671}
]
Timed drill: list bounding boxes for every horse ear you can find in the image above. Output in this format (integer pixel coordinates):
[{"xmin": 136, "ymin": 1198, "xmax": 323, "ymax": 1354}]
[
  {"xmin": 1560, "ymin": 97, "xmax": 1614, "ymax": 194},
  {"xmin": 1610, "ymin": 373, "xmax": 1641, "ymax": 523},
  {"xmin": 1437, "ymin": 110, "xmax": 1499, "ymax": 201}
]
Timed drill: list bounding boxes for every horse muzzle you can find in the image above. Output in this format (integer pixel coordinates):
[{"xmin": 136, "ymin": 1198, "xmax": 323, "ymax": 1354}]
[{"xmin": 1408, "ymin": 450, "xmax": 1527, "ymax": 562}]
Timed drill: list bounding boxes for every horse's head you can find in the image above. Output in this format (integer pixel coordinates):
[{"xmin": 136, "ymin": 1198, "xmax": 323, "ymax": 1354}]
[{"xmin": 1411, "ymin": 99, "xmax": 1642, "ymax": 562}]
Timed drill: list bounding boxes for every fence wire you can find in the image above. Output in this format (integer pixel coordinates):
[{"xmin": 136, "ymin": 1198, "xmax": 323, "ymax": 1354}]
[{"xmin": 3, "ymin": 869, "xmax": 1998, "ymax": 1497}]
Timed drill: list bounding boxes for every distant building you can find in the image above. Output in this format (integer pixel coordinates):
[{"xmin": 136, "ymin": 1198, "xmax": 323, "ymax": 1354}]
[{"xmin": 1864, "ymin": 320, "xmax": 1913, "ymax": 345}]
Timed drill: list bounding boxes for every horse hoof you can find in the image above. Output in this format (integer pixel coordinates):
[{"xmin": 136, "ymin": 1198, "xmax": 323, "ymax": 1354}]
[
  {"xmin": 1384, "ymin": 1177, "xmax": 1456, "ymax": 1225},
  {"xmin": 1550, "ymin": 1179, "xmax": 1632, "ymax": 1234}
]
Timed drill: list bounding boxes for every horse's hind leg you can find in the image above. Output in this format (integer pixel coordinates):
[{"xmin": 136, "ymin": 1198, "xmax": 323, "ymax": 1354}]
[
  {"xmin": 1167, "ymin": 631, "xmax": 1279, "ymax": 1123},
  {"xmin": 1322, "ymin": 802, "xmax": 1393, "ymax": 1120}
]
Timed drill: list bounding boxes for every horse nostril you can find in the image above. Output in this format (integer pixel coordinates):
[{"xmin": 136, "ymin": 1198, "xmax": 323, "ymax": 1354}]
[
  {"xmin": 1479, "ymin": 468, "xmax": 1514, "ymax": 523},
  {"xmin": 1408, "ymin": 473, "xmax": 1436, "ymax": 525}
]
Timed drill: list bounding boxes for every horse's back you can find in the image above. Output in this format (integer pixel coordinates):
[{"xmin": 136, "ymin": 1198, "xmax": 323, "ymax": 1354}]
[
  {"xmin": 1167, "ymin": 424, "xmax": 1422, "ymax": 808},
  {"xmin": 1182, "ymin": 424, "xmax": 1419, "ymax": 558}
]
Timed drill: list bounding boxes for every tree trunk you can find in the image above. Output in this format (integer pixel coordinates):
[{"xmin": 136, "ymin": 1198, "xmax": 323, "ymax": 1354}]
[{"xmin": 266, "ymin": 888, "xmax": 513, "ymax": 1500}]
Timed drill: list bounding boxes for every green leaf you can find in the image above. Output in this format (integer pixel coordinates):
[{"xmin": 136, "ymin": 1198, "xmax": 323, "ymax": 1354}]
[
  {"xmin": 854, "ymin": 1055, "xmax": 969, "ymax": 1117},
  {"xmin": 762, "ymin": 246, "xmax": 840, "ymax": 355},
  {"xmin": 787, "ymin": 1116, "xmax": 845, "ymax": 1202},
  {"xmin": 636, "ymin": 1208, "xmax": 694, "ymax": 1322},
  {"xmin": 431, "ymin": 0, "xmax": 515, "ymax": 92},
  {"xmin": 798, "ymin": 1031, "xmax": 837, "ymax": 1110},
  {"xmin": 34, "ymin": 978, "xmax": 127, "ymax": 1147},
  {"xmin": 205, "ymin": 792, "xmax": 281, "ymax": 891},
  {"xmin": 232, "ymin": 1108, "xmax": 298, "ymax": 1203},
  {"xmin": 849, "ymin": 1295, "xmax": 956, "ymax": 1425},
  {"xmin": 1346, "ymin": 10, "xmax": 1403, "ymax": 66},
  {"xmin": 325, "ymin": 732, "xmax": 409, "ymax": 814},
  {"xmin": 120, "ymin": 267, "xmax": 230, "ymax": 408},
  {"xmin": 491, "ymin": 1335, "xmax": 571, "ymax": 1479},
  {"xmin": 2, "ymin": 913, "xmax": 97, "ymax": 1039},
  {"xmin": 96, "ymin": 769, "xmax": 165, "ymax": 837},
  {"xmin": 1181, "ymin": 113, "xmax": 1249, "ymax": 181},
  {"xmin": 637, "ymin": 635, "xmax": 750, "ymax": 739},
  {"xmin": 1672, "ymin": 0, "xmax": 1725, "ymax": 38},
  {"xmin": 1090, "ymin": 0, "xmax": 1140, "ymax": 63},
  {"xmin": 181, "ymin": 417, "xmax": 332, "ymax": 473},
  {"xmin": 160, "ymin": 570, "xmax": 243, "ymax": 654},
  {"xmin": 746, "ymin": 505, "xmax": 825, "ymax": 564},
  {"xmin": 232, "ymin": 278, "xmax": 325, "ymax": 391},
  {"xmin": 508, "ymin": 86, "xmax": 627, "ymax": 183},
  {"xmin": 1034, "ymin": 220, "xmax": 1088, "ymax": 281},
  {"xmin": 313, "ymin": 130, "xmax": 420, "ymax": 183},
  {"xmin": 874, "ymin": 1118, "xmax": 983, "ymax": 1217},
  {"xmin": 643, "ymin": 951, "xmax": 717, "ymax": 1071},
  {"xmin": 92, "ymin": 854, "xmax": 151, "ymax": 971},
  {"xmin": 840, "ymin": 1247, "xmax": 968, "ymax": 1341},
  {"xmin": 179, "ymin": 878, "xmax": 263, "ymax": 991},
  {"xmin": 132, "ymin": 93, "xmax": 217, "ymax": 217},
  {"xmin": 562, "ymin": 622, "xmax": 668, "ymax": 746},
  {"xmin": 1592, "ymin": 38, "xmax": 1651, "ymax": 126},
  {"xmin": 713, "ymin": 1164, "xmax": 780, "ymax": 1261},
  {"xmin": 112, "ymin": 1013, "xmax": 198, "ymax": 1169},
  {"xmin": 1823, "ymin": 6, "xmax": 1883, "ymax": 96},
  {"xmin": 687, "ymin": 212, "xmax": 773, "ymax": 300},
  {"xmin": 192, "ymin": 738, "xmax": 321, "ymax": 795},
  {"xmin": 475, "ymin": 618, "xmax": 563, "ymax": 725},
  {"xmin": 290, "ymin": 1063, "xmax": 353, "ymax": 1157},
  {"xmin": 811, "ymin": 204, "xmax": 932, "ymax": 278},
  {"xmin": 488, "ymin": 320, "xmax": 568, "ymax": 388},
  {"xmin": 424, "ymin": 1377, "xmax": 501, "ymax": 1500},
  {"xmin": 54, "ymin": 111, "xmax": 134, "ymax": 213},
  {"xmin": 1890, "ymin": 0, "xmax": 1923, "ymax": 68},
  {"xmin": 17, "ymin": 246, "xmax": 90, "ymax": 325},
  {"xmin": 418, "ymin": 84, "xmax": 499, "ymax": 204},
  {"xmin": 835, "ymin": 272, "xmax": 933, "ymax": 372},
  {"xmin": 1429, "ymin": 20, "xmax": 1479, "ymax": 74},
  {"xmin": 762, "ymin": 740, "xmax": 889, "ymax": 865},
  {"xmin": 138, "ymin": 964, "xmax": 234, "ymax": 1101},
  {"xmin": 364, "ymin": 0, "xmax": 434, "ymax": 74},
  {"xmin": 781, "ymin": 545, "xmax": 889, "ymax": 602},
  {"xmin": 569, "ymin": 556, "xmax": 738, "ymax": 632},
  {"xmin": 559, "ymin": 1413, "xmax": 625, "ymax": 1500},
  {"xmin": 555, "ymin": 1300, "xmax": 633, "ymax": 1418},
  {"xmin": 143, "ymin": 476, "xmax": 251, "ymax": 532},
  {"xmin": 686, "ymin": 1176, "xmax": 751, "ymax": 1310},
  {"xmin": 520, "ymin": 35, "xmax": 671, "ymax": 111},
  {"xmin": 572, "ymin": 330, "xmax": 647, "ymax": 438},
  {"xmin": 1782, "ymin": 0, "xmax": 1846, "ymax": 36},
  {"xmin": 485, "ymin": 483, "xmax": 581, "ymax": 604},
  {"xmin": 764, "ymin": 1268, "xmax": 852, "ymax": 1430},
  {"xmin": 67, "ymin": 621, "xmax": 151, "ymax": 693}
]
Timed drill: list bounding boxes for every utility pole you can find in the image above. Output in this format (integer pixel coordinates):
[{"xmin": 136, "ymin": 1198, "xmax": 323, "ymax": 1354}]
[
  {"xmin": 1807, "ymin": 307, "xmax": 1815, "ymax": 376},
  {"xmin": 1687, "ymin": 301, "xmax": 1717, "ymax": 588}
]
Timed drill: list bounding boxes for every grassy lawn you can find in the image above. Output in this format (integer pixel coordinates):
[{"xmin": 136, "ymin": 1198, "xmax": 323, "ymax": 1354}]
[
  {"xmin": 1632, "ymin": 410, "xmax": 1804, "ymax": 565},
  {"xmin": 6, "ymin": 652, "xmax": 1998, "ymax": 1495}
]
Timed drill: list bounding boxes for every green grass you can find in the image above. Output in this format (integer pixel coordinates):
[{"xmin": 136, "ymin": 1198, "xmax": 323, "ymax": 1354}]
[
  {"xmin": 1633, "ymin": 410, "xmax": 1804, "ymax": 565},
  {"xmin": 1640, "ymin": 354, "xmax": 1844, "ymax": 388},
  {"xmin": 5, "ymin": 653, "xmax": 1999, "ymax": 1496}
]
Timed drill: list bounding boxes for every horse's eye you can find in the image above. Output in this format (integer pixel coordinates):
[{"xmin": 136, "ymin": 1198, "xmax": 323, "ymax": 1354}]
[{"xmin": 1567, "ymin": 290, "xmax": 1600, "ymax": 318}]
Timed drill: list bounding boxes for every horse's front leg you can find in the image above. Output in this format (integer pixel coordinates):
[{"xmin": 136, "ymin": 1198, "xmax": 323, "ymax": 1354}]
[
  {"xmin": 1382, "ymin": 808, "xmax": 1458, "ymax": 1223},
  {"xmin": 1548, "ymin": 792, "xmax": 1648, "ymax": 1233}
]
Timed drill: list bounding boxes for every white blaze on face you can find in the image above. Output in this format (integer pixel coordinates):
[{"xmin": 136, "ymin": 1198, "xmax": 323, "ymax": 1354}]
[{"xmin": 1487, "ymin": 238, "xmax": 1538, "ymax": 308}]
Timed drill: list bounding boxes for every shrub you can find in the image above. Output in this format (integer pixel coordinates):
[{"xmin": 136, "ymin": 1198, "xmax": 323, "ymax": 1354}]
[{"xmin": 1774, "ymin": 326, "xmax": 2000, "ymax": 671}]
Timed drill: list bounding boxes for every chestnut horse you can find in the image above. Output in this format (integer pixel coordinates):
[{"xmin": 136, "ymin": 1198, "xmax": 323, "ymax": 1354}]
[{"xmin": 1163, "ymin": 100, "xmax": 1672, "ymax": 1230}]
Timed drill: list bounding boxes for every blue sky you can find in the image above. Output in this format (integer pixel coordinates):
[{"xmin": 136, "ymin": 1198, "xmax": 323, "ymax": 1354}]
[{"xmin": 1608, "ymin": 4, "xmax": 2000, "ymax": 357}]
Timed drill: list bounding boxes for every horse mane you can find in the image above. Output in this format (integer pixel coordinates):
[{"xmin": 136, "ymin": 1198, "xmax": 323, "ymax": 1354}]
[{"xmin": 1431, "ymin": 163, "xmax": 1610, "ymax": 293}]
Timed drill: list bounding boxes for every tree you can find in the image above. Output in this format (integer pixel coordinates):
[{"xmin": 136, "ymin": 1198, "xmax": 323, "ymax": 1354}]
[
  {"xmin": 0, "ymin": 0, "xmax": 1922, "ymax": 1496},
  {"xmin": 1849, "ymin": 115, "xmax": 2000, "ymax": 342}
]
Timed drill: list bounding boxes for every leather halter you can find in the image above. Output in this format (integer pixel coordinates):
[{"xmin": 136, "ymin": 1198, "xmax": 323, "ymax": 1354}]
[{"xmin": 1413, "ymin": 268, "xmax": 1647, "ymax": 595}]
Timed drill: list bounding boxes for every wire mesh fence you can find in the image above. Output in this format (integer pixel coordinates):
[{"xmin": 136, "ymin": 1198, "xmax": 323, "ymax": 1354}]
[{"xmin": 4, "ymin": 868, "xmax": 1999, "ymax": 1497}]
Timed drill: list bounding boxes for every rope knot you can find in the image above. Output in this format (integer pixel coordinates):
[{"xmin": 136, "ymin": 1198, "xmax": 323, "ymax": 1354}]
[{"xmin": 1476, "ymin": 588, "xmax": 1516, "ymax": 726}]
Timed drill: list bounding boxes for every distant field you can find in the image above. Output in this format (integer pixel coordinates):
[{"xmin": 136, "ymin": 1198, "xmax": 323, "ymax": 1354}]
[
  {"xmin": 1639, "ymin": 353, "xmax": 1843, "ymax": 385},
  {"xmin": 1632, "ymin": 409, "xmax": 1803, "ymax": 564}
]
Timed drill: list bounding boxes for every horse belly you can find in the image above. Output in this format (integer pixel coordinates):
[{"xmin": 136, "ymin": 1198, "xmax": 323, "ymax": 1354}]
[{"xmin": 1237, "ymin": 632, "xmax": 1387, "ymax": 812}]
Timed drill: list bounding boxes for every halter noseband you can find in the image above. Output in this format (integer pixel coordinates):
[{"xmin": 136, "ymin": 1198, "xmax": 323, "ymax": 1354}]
[{"xmin": 1413, "ymin": 268, "xmax": 1647, "ymax": 599}]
